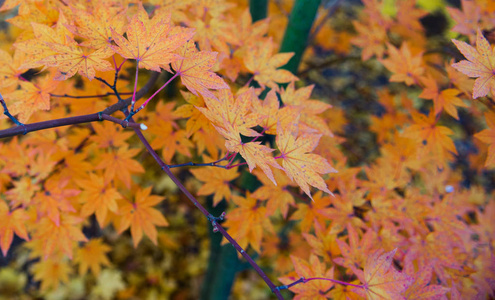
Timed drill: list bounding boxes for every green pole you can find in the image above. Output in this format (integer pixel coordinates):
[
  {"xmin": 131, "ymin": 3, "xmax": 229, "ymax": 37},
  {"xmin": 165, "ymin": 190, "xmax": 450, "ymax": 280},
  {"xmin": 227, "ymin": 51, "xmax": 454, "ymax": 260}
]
[
  {"xmin": 249, "ymin": 0, "xmax": 269, "ymax": 22},
  {"xmin": 279, "ymin": 0, "xmax": 321, "ymax": 74}
]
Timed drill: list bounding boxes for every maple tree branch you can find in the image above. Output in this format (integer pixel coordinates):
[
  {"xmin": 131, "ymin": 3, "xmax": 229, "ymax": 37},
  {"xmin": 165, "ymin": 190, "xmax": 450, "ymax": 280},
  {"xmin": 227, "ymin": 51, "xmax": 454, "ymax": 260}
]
[
  {"xmin": 130, "ymin": 121, "xmax": 285, "ymax": 299},
  {"xmin": 0, "ymin": 72, "xmax": 160, "ymax": 139},
  {"xmin": 168, "ymin": 153, "xmax": 233, "ymax": 169},
  {"xmin": 50, "ymin": 92, "xmax": 133, "ymax": 99},
  {"xmin": 275, "ymin": 277, "xmax": 363, "ymax": 291}
]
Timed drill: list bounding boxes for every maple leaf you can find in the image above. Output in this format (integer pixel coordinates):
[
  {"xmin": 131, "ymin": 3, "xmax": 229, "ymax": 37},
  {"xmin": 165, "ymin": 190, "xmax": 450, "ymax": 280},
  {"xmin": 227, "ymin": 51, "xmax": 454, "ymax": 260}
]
[
  {"xmin": 75, "ymin": 173, "xmax": 122, "ymax": 227},
  {"xmin": 352, "ymin": 20, "xmax": 388, "ymax": 61},
  {"xmin": 251, "ymin": 89, "xmax": 298, "ymax": 135},
  {"xmin": 251, "ymin": 168, "xmax": 296, "ymax": 218},
  {"xmin": 197, "ymin": 88, "xmax": 260, "ymax": 137},
  {"xmin": 381, "ymin": 42, "xmax": 424, "ymax": 86},
  {"xmin": 90, "ymin": 121, "xmax": 134, "ymax": 148},
  {"xmin": 0, "ymin": 49, "xmax": 28, "ymax": 92},
  {"xmin": 67, "ymin": 5, "xmax": 127, "ymax": 50},
  {"xmin": 172, "ymin": 40, "xmax": 229, "ymax": 99},
  {"xmin": 74, "ymin": 238, "xmax": 111, "ymax": 276},
  {"xmin": 110, "ymin": 3, "xmax": 194, "ymax": 71},
  {"xmin": 243, "ymin": 38, "xmax": 299, "ymax": 89},
  {"xmin": 223, "ymin": 193, "xmax": 273, "ymax": 253},
  {"xmin": 290, "ymin": 191, "xmax": 333, "ymax": 233},
  {"xmin": 117, "ymin": 187, "xmax": 168, "ymax": 248},
  {"xmin": 447, "ymin": 0, "xmax": 481, "ymax": 40},
  {"xmin": 403, "ymin": 261, "xmax": 450, "ymax": 300},
  {"xmin": 34, "ymin": 177, "xmax": 79, "ymax": 226},
  {"xmin": 452, "ymin": 29, "xmax": 495, "ymax": 99},
  {"xmin": 174, "ymin": 91, "xmax": 212, "ymax": 136},
  {"xmin": 32, "ymin": 258, "xmax": 71, "ymax": 292},
  {"xmin": 0, "ymin": 202, "xmax": 30, "ymax": 256},
  {"xmin": 278, "ymin": 254, "xmax": 334, "ymax": 300},
  {"xmin": 5, "ymin": 75, "xmax": 58, "ymax": 123},
  {"xmin": 95, "ymin": 146, "xmax": 145, "ymax": 189},
  {"xmin": 419, "ymin": 76, "xmax": 467, "ymax": 120},
  {"xmin": 190, "ymin": 165, "xmax": 239, "ymax": 206},
  {"xmin": 150, "ymin": 128, "xmax": 194, "ymax": 163},
  {"xmin": 40, "ymin": 36, "xmax": 114, "ymax": 80},
  {"xmin": 334, "ymin": 224, "xmax": 376, "ymax": 274},
  {"xmin": 276, "ymin": 122, "xmax": 336, "ymax": 199},
  {"xmin": 36, "ymin": 215, "xmax": 88, "ymax": 259},
  {"xmin": 280, "ymin": 82, "xmax": 333, "ymax": 136},
  {"xmin": 302, "ymin": 221, "xmax": 341, "ymax": 262},
  {"xmin": 402, "ymin": 110, "xmax": 457, "ymax": 169},
  {"xmin": 214, "ymin": 123, "xmax": 281, "ymax": 185},
  {"xmin": 353, "ymin": 248, "xmax": 414, "ymax": 300}
]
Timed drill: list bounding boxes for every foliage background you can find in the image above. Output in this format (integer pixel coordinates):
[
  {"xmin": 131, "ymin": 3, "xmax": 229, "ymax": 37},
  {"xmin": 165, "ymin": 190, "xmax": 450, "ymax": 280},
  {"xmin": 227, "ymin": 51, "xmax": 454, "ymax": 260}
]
[{"xmin": 0, "ymin": 0, "xmax": 494, "ymax": 299}]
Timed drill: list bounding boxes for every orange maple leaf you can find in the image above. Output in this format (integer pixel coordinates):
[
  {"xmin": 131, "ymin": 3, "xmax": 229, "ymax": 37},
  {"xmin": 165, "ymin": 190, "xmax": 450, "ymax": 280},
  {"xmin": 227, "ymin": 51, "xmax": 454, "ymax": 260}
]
[
  {"xmin": 381, "ymin": 42, "xmax": 424, "ymax": 86},
  {"xmin": 36, "ymin": 215, "xmax": 88, "ymax": 259},
  {"xmin": 222, "ymin": 193, "xmax": 274, "ymax": 253},
  {"xmin": 95, "ymin": 146, "xmax": 145, "ymax": 189},
  {"xmin": 40, "ymin": 37, "xmax": 114, "ymax": 80},
  {"xmin": 419, "ymin": 76, "xmax": 466, "ymax": 119},
  {"xmin": 402, "ymin": 110, "xmax": 457, "ymax": 169},
  {"xmin": 276, "ymin": 122, "xmax": 336, "ymax": 199},
  {"xmin": 243, "ymin": 38, "xmax": 298, "ymax": 89},
  {"xmin": 117, "ymin": 187, "xmax": 168, "ymax": 248},
  {"xmin": 110, "ymin": 3, "xmax": 194, "ymax": 71},
  {"xmin": 190, "ymin": 165, "xmax": 239, "ymax": 207},
  {"xmin": 452, "ymin": 29, "xmax": 495, "ymax": 99},
  {"xmin": 0, "ymin": 202, "xmax": 30, "ymax": 256},
  {"xmin": 75, "ymin": 173, "xmax": 122, "ymax": 227},
  {"xmin": 172, "ymin": 40, "xmax": 229, "ymax": 99},
  {"xmin": 353, "ymin": 248, "xmax": 414, "ymax": 300},
  {"xmin": 474, "ymin": 111, "xmax": 495, "ymax": 167},
  {"xmin": 5, "ymin": 75, "xmax": 58, "ymax": 123}
]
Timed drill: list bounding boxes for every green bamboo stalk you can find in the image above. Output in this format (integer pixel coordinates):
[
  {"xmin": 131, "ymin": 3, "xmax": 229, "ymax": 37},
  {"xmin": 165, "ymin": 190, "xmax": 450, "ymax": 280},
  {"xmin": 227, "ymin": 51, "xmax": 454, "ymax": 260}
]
[
  {"xmin": 249, "ymin": 0, "xmax": 269, "ymax": 22},
  {"xmin": 279, "ymin": 0, "xmax": 321, "ymax": 74},
  {"xmin": 200, "ymin": 198, "xmax": 240, "ymax": 300}
]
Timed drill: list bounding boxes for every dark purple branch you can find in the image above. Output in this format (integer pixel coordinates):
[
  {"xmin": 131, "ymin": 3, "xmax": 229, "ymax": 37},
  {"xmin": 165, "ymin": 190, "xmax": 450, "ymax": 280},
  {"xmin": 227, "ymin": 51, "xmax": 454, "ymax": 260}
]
[
  {"xmin": 131, "ymin": 124, "xmax": 285, "ymax": 300},
  {"xmin": 0, "ymin": 72, "xmax": 160, "ymax": 139},
  {"xmin": 50, "ymin": 92, "xmax": 133, "ymax": 99}
]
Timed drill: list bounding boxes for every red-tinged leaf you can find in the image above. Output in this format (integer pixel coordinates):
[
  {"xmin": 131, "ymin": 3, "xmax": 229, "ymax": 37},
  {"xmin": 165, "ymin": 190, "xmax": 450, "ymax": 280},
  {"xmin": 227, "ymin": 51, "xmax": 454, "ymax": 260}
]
[
  {"xmin": 172, "ymin": 40, "xmax": 229, "ymax": 99},
  {"xmin": 403, "ymin": 262, "xmax": 450, "ymax": 300},
  {"xmin": 278, "ymin": 254, "xmax": 334, "ymax": 300},
  {"xmin": 452, "ymin": 29, "xmax": 495, "ymax": 98},
  {"xmin": 354, "ymin": 248, "xmax": 414, "ymax": 300}
]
